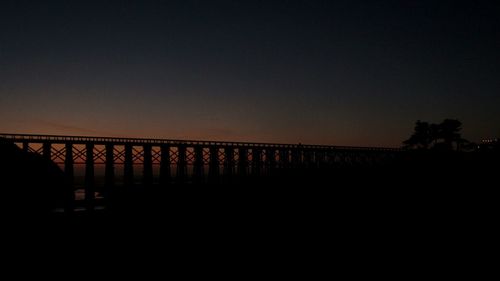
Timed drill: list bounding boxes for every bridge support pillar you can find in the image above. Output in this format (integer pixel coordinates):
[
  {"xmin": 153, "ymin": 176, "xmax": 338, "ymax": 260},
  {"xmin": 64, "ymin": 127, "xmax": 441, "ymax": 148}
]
[
  {"xmin": 252, "ymin": 148, "xmax": 262, "ymax": 176},
  {"xmin": 319, "ymin": 151, "xmax": 324, "ymax": 166},
  {"xmin": 279, "ymin": 149, "xmax": 289, "ymax": 168},
  {"xmin": 85, "ymin": 143, "xmax": 95, "ymax": 211},
  {"xmin": 159, "ymin": 144, "xmax": 170, "ymax": 186},
  {"xmin": 193, "ymin": 146, "xmax": 204, "ymax": 184},
  {"xmin": 105, "ymin": 144, "xmax": 114, "ymax": 187},
  {"xmin": 143, "ymin": 144, "xmax": 153, "ymax": 187},
  {"xmin": 64, "ymin": 143, "xmax": 74, "ymax": 186},
  {"xmin": 208, "ymin": 147, "xmax": 219, "ymax": 183},
  {"xmin": 326, "ymin": 150, "xmax": 335, "ymax": 167},
  {"xmin": 124, "ymin": 144, "xmax": 134, "ymax": 186},
  {"xmin": 238, "ymin": 148, "xmax": 248, "ymax": 178},
  {"xmin": 105, "ymin": 144, "xmax": 114, "ymax": 201},
  {"xmin": 177, "ymin": 145, "xmax": 187, "ymax": 184},
  {"xmin": 303, "ymin": 149, "xmax": 313, "ymax": 168},
  {"xmin": 64, "ymin": 143, "xmax": 75, "ymax": 213},
  {"xmin": 266, "ymin": 148, "xmax": 276, "ymax": 175},
  {"xmin": 223, "ymin": 147, "xmax": 234, "ymax": 181},
  {"xmin": 291, "ymin": 148, "xmax": 301, "ymax": 168}
]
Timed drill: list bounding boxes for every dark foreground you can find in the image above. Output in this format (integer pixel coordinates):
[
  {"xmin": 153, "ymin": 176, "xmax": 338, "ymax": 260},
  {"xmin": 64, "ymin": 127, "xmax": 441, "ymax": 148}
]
[
  {"xmin": 44, "ymin": 152, "xmax": 496, "ymax": 243},
  {"xmin": 1, "ymin": 137, "xmax": 497, "ymax": 258}
]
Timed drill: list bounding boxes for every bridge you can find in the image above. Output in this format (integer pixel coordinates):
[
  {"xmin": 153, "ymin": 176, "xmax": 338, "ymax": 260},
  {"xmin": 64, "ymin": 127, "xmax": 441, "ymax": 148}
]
[{"xmin": 0, "ymin": 133, "xmax": 401, "ymax": 211}]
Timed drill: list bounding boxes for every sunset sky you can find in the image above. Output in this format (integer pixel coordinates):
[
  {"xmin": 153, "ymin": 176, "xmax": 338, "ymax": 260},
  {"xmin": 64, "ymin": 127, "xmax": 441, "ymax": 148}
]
[{"xmin": 1, "ymin": 0, "xmax": 499, "ymax": 147}]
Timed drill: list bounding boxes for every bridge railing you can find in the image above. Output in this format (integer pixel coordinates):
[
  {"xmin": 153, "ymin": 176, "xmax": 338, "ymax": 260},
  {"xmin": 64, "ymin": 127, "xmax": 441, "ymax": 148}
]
[{"xmin": 0, "ymin": 133, "xmax": 400, "ymax": 151}]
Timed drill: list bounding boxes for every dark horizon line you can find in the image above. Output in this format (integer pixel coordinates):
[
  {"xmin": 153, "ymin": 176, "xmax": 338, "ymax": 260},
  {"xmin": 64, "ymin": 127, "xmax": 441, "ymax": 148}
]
[{"xmin": 0, "ymin": 132, "xmax": 401, "ymax": 151}]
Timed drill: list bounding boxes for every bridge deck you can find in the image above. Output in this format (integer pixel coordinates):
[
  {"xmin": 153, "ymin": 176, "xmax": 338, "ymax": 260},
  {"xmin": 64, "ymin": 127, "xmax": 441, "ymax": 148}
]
[{"xmin": 0, "ymin": 133, "xmax": 400, "ymax": 151}]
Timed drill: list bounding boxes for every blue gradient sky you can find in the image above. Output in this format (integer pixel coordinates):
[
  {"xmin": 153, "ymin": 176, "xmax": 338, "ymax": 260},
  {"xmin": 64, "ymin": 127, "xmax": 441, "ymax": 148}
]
[{"xmin": 1, "ymin": 0, "xmax": 499, "ymax": 146}]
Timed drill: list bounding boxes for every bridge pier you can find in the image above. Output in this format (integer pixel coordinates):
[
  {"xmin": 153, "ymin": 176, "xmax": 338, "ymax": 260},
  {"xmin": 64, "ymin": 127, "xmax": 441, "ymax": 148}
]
[
  {"xmin": 85, "ymin": 143, "xmax": 95, "ymax": 211},
  {"xmin": 266, "ymin": 148, "xmax": 276, "ymax": 175},
  {"xmin": 193, "ymin": 146, "xmax": 204, "ymax": 184},
  {"xmin": 105, "ymin": 144, "xmax": 114, "ymax": 187},
  {"xmin": 64, "ymin": 143, "xmax": 75, "ymax": 212},
  {"xmin": 223, "ymin": 147, "xmax": 234, "ymax": 180},
  {"xmin": 312, "ymin": 150, "xmax": 319, "ymax": 167},
  {"xmin": 209, "ymin": 147, "xmax": 219, "ymax": 183},
  {"xmin": 303, "ymin": 149, "xmax": 313, "ymax": 168},
  {"xmin": 252, "ymin": 148, "xmax": 262, "ymax": 176},
  {"xmin": 238, "ymin": 148, "xmax": 248, "ymax": 178},
  {"xmin": 65, "ymin": 143, "xmax": 74, "ymax": 186},
  {"xmin": 143, "ymin": 144, "xmax": 153, "ymax": 187},
  {"xmin": 159, "ymin": 144, "xmax": 170, "ymax": 186},
  {"xmin": 279, "ymin": 149, "xmax": 289, "ymax": 168},
  {"xmin": 105, "ymin": 144, "xmax": 114, "ymax": 201},
  {"xmin": 177, "ymin": 145, "xmax": 187, "ymax": 184},
  {"xmin": 325, "ymin": 150, "xmax": 335, "ymax": 167},
  {"xmin": 291, "ymin": 148, "xmax": 301, "ymax": 168},
  {"xmin": 124, "ymin": 144, "xmax": 134, "ymax": 186}
]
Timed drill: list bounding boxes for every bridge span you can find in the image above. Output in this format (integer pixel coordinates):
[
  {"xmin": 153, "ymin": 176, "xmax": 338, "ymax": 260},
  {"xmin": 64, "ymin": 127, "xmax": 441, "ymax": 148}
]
[{"xmin": 0, "ymin": 133, "xmax": 401, "ymax": 210}]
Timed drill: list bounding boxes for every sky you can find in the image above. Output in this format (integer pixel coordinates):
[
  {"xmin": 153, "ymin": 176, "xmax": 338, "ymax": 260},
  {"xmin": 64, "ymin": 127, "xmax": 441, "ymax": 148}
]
[{"xmin": 1, "ymin": 0, "xmax": 499, "ymax": 147}]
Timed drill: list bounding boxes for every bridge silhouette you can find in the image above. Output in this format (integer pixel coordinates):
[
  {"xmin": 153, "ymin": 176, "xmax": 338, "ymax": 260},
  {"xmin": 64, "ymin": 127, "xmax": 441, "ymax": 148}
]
[{"xmin": 0, "ymin": 133, "xmax": 401, "ymax": 212}]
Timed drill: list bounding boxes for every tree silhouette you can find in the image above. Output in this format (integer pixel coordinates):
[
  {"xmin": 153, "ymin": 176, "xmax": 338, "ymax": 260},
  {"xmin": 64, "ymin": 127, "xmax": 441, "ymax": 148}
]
[
  {"xmin": 404, "ymin": 119, "xmax": 466, "ymax": 151},
  {"xmin": 429, "ymin": 123, "xmax": 440, "ymax": 147},
  {"xmin": 438, "ymin": 119, "xmax": 463, "ymax": 151},
  {"xmin": 403, "ymin": 120, "xmax": 433, "ymax": 149}
]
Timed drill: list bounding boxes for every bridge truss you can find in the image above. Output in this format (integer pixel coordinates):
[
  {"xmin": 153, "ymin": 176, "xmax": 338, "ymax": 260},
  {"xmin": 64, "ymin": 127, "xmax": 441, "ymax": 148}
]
[{"xmin": 0, "ymin": 133, "xmax": 401, "ymax": 210}]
